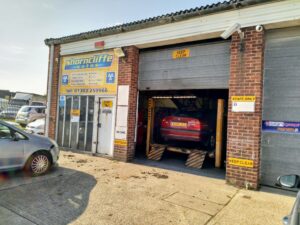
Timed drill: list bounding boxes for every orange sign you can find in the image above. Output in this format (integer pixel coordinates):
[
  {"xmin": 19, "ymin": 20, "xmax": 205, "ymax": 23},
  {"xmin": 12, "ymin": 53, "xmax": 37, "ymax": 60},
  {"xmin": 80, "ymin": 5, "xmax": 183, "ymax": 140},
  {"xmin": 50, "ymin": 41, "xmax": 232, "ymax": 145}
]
[
  {"xmin": 228, "ymin": 157, "xmax": 254, "ymax": 168},
  {"xmin": 172, "ymin": 49, "xmax": 190, "ymax": 59}
]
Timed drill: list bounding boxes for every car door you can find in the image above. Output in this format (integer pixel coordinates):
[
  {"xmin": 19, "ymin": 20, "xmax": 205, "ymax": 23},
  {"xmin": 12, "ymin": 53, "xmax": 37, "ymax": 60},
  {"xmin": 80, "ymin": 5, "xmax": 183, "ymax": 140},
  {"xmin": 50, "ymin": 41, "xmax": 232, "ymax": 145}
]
[{"xmin": 0, "ymin": 124, "xmax": 25, "ymax": 170}]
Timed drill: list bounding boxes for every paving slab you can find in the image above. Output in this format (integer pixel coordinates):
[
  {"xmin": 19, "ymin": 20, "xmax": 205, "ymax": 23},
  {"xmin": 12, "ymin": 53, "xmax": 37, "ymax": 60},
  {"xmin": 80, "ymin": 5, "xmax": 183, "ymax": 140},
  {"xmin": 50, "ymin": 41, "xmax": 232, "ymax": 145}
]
[
  {"xmin": 207, "ymin": 189, "xmax": 294, "ymax": 225},
  {"xmin": 163, "ymin": 192, "xmax": 224, "ymax": 216},
  {"xmin": 0, "ymin": 206, "xmax": 34, "ymax": 225}
]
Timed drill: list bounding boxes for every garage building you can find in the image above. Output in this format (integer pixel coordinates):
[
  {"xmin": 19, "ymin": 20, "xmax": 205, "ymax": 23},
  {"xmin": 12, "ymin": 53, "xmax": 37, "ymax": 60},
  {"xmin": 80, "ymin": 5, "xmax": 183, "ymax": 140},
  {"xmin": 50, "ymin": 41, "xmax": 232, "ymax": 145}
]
[{"xmin": 45, "ymin": 0, "xmax": 300, "ymax": 189}]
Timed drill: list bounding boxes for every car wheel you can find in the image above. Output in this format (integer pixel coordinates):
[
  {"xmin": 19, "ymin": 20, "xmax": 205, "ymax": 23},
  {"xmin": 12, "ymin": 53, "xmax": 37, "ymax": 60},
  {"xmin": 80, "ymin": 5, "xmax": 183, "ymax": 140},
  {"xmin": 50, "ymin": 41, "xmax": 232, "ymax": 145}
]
[{"xmin": 25, "ymin": 152, "xmax": 51, "ymax": 176}]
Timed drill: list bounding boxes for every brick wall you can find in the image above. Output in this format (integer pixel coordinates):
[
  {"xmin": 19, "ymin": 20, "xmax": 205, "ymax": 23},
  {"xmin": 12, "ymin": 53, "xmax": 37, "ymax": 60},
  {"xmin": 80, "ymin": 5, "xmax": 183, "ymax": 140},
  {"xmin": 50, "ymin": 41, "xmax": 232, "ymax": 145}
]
[
  {"xmin": 47, "ymin": 45, "xmax": 61, "ymax": 139},
  {"xmin": 226, "ymin": 27, "xmax": 265, "ymax": 189},
  {"xmin": 114, "ymin": 46, "xmax": 139, "ymax": 161}
]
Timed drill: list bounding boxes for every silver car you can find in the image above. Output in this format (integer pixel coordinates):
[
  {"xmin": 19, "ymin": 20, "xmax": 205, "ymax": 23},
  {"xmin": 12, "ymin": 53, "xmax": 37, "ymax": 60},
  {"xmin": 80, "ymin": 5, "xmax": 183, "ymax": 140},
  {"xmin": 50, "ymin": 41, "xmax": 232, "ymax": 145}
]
[
  {"xmin": 0, "ymin": 120, "xmax": 59, "ymax": 175},
  {"xmin": 277, "ymin": 175, "xmax": 300, "ymax": 225},
  {"xmin": 15, "ymin": 105, "xmax": 46, "ymax": 126}
]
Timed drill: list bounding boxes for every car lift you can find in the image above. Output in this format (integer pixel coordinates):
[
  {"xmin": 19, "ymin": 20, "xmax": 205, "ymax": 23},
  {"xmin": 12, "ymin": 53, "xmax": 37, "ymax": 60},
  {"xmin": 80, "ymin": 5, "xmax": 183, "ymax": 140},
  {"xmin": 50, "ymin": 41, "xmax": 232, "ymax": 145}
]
[{"xmin": 146, "ymin": 97, "xmax": 224, "ymax": 169}]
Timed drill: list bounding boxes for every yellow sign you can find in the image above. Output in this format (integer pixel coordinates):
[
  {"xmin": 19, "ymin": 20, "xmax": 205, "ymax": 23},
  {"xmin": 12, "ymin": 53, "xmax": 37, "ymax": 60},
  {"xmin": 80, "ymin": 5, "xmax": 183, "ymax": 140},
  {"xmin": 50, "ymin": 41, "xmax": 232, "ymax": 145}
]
[
  {"xmin": 231, "ymin": 96, "xmax": 256, "ymax": 102},
  {"xmin": 172, "ymin": 49, "xmax": 190, "ymax": 59},
  {"xmin": 114, "ymin": 139, "xmax": 127, "ymax": 146},
  {"xmin": 102, "ymin": 100, "xmax": 113, "ymax": 108},
  {"xmin": 60, "ymin": 50, "xmax": 118, "ymax": 95},
  {"xmin": 228, "ymin": 157, "xmax": 254, "ymax": 168},
  {"xmin": 71, "ymin": 109, "xmax": 80, "ymax": 116}
]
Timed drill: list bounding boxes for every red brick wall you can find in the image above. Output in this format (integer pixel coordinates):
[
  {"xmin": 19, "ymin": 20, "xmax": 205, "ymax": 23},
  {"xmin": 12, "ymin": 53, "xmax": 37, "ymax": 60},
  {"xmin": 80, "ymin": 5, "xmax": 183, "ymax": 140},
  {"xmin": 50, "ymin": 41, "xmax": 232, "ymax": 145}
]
[
  {"xmin": 114, "ymin": 46, "xmax": 139, "ymax": 161},
  {"xmin": 226, "ymin": 27, "xmax": 265, "ymax": 189},
  {"xmin": 47, "ymin": 45, "xmax": 60, "ymax": 139}
]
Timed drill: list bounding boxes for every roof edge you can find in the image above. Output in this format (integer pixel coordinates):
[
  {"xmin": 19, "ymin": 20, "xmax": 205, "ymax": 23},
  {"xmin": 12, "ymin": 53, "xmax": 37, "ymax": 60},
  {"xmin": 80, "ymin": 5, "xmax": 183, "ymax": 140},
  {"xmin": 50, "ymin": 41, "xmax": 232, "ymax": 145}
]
[{"xmin": 45, "ymin": 0, "xmax": 277, "ymax": 46}]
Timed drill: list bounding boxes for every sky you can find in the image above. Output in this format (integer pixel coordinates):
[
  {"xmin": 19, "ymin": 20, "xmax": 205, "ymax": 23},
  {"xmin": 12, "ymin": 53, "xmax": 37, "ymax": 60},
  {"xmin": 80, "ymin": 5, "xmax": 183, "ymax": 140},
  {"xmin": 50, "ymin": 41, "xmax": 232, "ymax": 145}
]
[{"xmin": 0, "ymin": 0, "xmax": 221, "ymax": 95}]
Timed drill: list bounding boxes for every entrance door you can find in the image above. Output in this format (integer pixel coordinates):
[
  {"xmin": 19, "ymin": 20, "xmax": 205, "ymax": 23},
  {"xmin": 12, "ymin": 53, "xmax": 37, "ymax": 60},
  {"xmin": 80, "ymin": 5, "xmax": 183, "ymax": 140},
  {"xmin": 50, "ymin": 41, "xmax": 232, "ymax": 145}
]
[{"xmin": 96, "ymin": 97, "xmax": 115, "ymax": 155}]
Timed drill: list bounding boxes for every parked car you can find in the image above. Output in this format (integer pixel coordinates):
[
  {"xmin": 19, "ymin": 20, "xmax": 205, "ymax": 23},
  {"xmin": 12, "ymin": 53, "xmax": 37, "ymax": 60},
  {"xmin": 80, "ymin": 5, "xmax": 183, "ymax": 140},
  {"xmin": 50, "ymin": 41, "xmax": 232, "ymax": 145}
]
[
  {"xmin": 0, "ymin": 120, "xmax": 59, "ymax": 175},
  {"xmin": 15, "ymin": 105, "xmax": 46, "ymax": 126},
  {"xmin": 277, "ymin": 174, "xmax": 300, "ymax": 225},
  {"xmin": 160, "ymin": 110, "xmax": 215, "ymax": 149},
  {"xmin": 25, "ymin": 118, "xmax": 45, "ymax": 135}
]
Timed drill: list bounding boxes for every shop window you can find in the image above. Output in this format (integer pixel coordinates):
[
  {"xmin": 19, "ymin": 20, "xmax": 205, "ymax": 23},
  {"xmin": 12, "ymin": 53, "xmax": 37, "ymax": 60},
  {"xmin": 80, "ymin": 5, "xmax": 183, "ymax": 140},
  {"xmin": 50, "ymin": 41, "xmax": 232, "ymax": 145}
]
[
  {"xmin": 57, "ymin": 95, "xmax": 94, "ymax": 152},
  {"xmin": 86, "ymin": 96, "xmax": 94, "ymax": 151},
  {"xmin": 78, "ymin": 96, "xmax": 87, "ymax": 150}
]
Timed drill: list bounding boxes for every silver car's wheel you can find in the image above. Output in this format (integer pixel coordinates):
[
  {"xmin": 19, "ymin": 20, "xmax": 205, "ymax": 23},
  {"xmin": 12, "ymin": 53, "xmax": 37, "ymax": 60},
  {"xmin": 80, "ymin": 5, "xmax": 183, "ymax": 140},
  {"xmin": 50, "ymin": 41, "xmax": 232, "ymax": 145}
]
[{"xmin": 28, "ymin": 153, "xmax": 51, "ymax": 175}]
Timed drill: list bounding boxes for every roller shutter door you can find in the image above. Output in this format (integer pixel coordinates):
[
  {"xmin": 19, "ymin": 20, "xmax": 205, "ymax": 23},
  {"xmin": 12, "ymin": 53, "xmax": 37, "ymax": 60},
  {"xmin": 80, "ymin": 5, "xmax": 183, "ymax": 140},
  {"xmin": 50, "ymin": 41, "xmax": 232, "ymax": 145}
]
[
  {"xmin": 139, "ymin": 41, "xmax": 230, "ymax": 90},
  {"xmin": 261, "ymin": 27, "xmax": 300, "ymax": 186}
]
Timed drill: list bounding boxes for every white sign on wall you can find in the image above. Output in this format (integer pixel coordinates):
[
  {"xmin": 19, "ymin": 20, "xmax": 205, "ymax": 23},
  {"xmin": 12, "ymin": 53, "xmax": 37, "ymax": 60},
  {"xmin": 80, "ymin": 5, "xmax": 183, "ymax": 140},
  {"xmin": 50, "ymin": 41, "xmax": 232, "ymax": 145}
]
[
  {"xmin": 115, "ymin": 106, "xmax": 128, "ymax": 140},
  {"xmin": 232, "ymin": 96, "xmax": 256, "ymax": 113},
  {"xmin": 116, "ymin": 106, "xmax": 128, "ymax": 127},
  {"xmin": 117, "ymin": 85, "xmax": 129, "ymax": 106},
  {"xmin": 115, "ymin": 126, "xmax": 127, "ymax": 140}
]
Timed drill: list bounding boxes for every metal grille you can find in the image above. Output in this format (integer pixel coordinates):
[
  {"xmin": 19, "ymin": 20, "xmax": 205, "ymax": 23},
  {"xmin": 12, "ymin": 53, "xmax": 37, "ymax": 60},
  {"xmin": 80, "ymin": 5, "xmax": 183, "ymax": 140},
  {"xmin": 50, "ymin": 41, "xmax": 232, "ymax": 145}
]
[{"xmin": 0, "ymin": 99, "xmax": 23, "ymax": 120}]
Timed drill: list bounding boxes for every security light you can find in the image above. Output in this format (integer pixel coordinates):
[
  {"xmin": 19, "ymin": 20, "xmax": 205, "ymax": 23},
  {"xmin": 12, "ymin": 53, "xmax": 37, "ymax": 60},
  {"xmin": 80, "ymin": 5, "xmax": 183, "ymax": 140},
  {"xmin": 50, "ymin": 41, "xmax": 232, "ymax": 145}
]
[
  {"xmin": 114, "ymin": 47, "xmax": 125, "ymax": 58},
  {"xmin": 221, "ymin": 23, "xmax": 244, "ymax": 40}
]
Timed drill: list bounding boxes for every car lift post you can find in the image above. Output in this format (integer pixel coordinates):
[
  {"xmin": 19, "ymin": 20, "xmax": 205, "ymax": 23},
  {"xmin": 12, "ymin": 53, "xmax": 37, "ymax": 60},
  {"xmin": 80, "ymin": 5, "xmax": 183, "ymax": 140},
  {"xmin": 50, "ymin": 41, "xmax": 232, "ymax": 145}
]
[
  {"xmin": 146, "ymin": 98, "xmax": 155, "ymax": 157},
  {"xmin": 215, "ymin": 99, "xmax": 225, "ymax": 168}
]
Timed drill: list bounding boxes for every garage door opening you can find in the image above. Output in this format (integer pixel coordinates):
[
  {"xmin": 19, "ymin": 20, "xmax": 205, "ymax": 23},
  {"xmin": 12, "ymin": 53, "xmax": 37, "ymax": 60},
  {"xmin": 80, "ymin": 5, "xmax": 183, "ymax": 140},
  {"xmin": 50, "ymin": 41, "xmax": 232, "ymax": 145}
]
[{"xmin": 135, "ymin": 89, "xmax": 228, "ymax": 178}]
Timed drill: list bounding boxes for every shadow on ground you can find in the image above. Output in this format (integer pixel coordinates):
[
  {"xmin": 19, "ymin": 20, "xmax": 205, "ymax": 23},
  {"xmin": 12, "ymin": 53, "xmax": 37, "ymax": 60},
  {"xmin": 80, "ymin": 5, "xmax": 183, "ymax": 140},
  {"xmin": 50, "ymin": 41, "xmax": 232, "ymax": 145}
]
[{"xmin": 0, "ymin": 167, "xmax": 97, "ymax": 225}]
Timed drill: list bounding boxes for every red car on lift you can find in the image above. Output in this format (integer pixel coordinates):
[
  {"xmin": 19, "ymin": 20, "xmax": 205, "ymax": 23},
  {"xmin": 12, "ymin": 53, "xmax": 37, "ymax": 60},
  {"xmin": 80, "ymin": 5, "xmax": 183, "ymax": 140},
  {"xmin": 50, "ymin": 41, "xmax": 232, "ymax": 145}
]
[{"xmin": 160, "ymin": 111, "xmax": 215, "ymax": 149}]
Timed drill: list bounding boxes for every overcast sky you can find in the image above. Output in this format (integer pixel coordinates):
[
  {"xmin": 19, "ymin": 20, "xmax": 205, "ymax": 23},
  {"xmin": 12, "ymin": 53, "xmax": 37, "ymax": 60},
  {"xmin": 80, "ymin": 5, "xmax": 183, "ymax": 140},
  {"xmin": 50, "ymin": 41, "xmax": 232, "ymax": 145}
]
[{"xmin": 0, "ymin": 0, "xmax": 220, "ymax": 95}]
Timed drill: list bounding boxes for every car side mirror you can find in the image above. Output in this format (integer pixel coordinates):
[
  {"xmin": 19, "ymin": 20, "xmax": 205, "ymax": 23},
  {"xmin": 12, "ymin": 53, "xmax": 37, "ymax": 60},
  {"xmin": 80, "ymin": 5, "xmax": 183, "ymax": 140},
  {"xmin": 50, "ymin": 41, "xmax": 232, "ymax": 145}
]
[
  {"xmin": 12, "ymin": 133, "xmax": 19, "ymax": 142},
  {"xmin": 282, "ymin": 216, "xmax": 289, "ymax": 225},
  {"xmin": 277, "ymin": 175, "xmax": 299, "ymax": 188}
]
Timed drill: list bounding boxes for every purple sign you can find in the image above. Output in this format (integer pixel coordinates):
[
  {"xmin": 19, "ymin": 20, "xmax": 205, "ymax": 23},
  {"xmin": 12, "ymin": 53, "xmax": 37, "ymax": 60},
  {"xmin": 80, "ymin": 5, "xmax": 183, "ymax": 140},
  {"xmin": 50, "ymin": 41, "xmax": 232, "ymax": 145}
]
[{"xmin": 262, "ymin": 121, "xmax": 300, "ymax": 134}]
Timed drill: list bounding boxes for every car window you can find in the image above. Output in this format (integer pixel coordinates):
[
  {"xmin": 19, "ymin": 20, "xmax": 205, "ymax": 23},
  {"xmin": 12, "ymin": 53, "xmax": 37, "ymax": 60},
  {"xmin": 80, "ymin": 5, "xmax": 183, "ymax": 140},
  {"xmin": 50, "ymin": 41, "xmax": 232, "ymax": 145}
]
[
  {"xmin": 0, "ymin": 124, "xmax": 13, "ymax": 139},
  {"xmin": 20, "ymin": 106, "xmax": 31, "ymax": 112},
  {"xmin": 15, "ymin": 132, "xmax": 26, "ymax": 140},
  {"xmin": 30, "ymin": 108, "xmax": 37, "ymax": 113}
]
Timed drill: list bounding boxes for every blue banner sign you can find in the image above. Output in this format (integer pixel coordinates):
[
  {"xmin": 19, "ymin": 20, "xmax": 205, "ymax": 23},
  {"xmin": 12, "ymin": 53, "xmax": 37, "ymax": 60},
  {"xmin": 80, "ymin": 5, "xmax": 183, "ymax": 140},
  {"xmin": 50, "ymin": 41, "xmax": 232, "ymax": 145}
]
[{"xmin": 262, "ymin": 121, "xmax": 300, "ymax": 134}]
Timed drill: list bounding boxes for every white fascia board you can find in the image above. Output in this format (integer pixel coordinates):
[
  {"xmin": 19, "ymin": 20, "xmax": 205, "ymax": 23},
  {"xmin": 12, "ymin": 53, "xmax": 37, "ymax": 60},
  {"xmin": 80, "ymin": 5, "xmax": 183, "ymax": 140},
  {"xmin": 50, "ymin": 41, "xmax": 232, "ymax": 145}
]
[{"xmin": 61, "ymin": 0, "xmax": 300, "ymax": 55}]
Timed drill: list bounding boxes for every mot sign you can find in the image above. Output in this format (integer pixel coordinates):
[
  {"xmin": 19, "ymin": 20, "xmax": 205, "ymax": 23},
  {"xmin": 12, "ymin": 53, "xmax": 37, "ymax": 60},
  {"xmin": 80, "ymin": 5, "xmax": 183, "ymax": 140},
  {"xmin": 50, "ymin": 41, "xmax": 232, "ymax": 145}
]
[{"xmin": 231, "ymin": 96, "xmax": 256, "ymax": 112}]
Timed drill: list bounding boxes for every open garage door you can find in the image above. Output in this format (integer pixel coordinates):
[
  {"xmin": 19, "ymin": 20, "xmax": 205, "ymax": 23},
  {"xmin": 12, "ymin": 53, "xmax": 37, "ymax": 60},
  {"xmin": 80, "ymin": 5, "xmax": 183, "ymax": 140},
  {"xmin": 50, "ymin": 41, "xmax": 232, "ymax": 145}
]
[
  {"xmin": 261, "ymin": 27, "xmax": 300, "ymax": 186},
  {"xmin": 139, "ymin": 41, "xmax": 230, "ymax": 91}
]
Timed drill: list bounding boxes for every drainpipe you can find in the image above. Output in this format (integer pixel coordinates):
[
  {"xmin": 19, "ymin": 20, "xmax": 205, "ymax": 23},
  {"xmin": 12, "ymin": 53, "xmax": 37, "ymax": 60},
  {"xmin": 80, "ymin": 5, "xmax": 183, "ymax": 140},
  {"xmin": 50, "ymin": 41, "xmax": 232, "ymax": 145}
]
[{"xmin": 45, "ymin": 44, "xmax": 54, "ymax": 137}]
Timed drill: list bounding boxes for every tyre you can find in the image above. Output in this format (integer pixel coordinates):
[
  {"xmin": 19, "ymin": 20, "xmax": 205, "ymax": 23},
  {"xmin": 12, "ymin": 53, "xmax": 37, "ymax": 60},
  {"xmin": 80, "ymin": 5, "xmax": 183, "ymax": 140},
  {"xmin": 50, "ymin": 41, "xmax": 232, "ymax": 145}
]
[{"xmin": 25, "ymin": 152, "xmax": 51, "ymax": 176}]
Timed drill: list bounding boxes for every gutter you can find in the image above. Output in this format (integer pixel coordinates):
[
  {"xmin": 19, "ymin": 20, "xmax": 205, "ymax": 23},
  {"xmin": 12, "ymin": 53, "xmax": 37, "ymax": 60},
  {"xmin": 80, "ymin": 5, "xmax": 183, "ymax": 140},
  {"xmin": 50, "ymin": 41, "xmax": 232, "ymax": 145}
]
[
  {"xmin": 45, "ymin": 44, "xmax": 54, "ymax": 137},
  {"xmin": 44, "ymin": 0, "xmax": 277, "ymax": 46}
]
